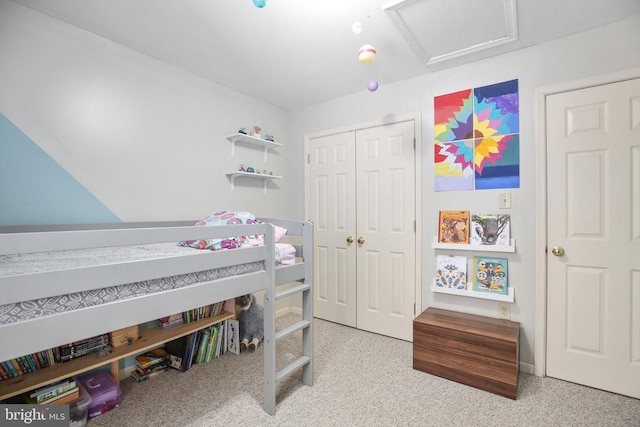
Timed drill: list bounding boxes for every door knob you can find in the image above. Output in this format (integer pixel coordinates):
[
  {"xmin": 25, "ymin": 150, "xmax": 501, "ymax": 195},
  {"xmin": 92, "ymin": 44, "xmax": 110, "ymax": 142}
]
[
  {"xmin": 357, "ymin": 237, "xmax": 365, "ymax": 245},
  {"xmin": 346, "ymin": 236, "xmax": 354, "ymax": 244},
  {"xmin": 551, "ymin": 246, "xmax": 565, "ymax": 257}
]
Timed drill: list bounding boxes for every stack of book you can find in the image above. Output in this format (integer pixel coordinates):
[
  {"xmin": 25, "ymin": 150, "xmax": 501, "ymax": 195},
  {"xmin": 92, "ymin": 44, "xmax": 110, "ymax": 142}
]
[
  {"xmin": 159, "ymin": 313, "xmax": 184, "ymax": 329},
  {"xmin": 132, "ymin": 348, "xmax": 170, "ymax": 382},
  {"xmin": 56, "ymin": 333, "xmax": 110, "ymax": 363},
  {"xmin": 23, "ymin": 378, "xmax": 79, "ymax": 404}
]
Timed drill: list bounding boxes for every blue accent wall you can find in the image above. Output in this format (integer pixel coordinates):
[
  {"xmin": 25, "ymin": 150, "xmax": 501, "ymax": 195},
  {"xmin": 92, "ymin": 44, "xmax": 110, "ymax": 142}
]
[{"xmin": 0, "ymin": 113, "xmax": 121, "ymax": 225}]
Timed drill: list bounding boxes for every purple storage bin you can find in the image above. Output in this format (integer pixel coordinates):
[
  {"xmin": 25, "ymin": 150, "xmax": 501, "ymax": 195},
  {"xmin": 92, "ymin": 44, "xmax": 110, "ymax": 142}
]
[{"xmin": 75, "ymin": 370, "xmax": 122, "ymax": 419}]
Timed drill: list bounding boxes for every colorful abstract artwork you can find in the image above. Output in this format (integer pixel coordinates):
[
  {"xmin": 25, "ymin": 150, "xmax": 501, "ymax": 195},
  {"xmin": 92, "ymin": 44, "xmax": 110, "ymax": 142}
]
[
  {"xmin": 434, "ymin": 141, "xmax": 474, "ymax": 191},
  {"xmin": 434, "ymin": 79, "xmax": 520, "ymax": 191},
  {"xmin": 475, "ymin": 134, "xmax": 520, "ymax": 189},
  {"xmin": 434, "ymin": 89, "xmax": 473, "ymax": 142}
]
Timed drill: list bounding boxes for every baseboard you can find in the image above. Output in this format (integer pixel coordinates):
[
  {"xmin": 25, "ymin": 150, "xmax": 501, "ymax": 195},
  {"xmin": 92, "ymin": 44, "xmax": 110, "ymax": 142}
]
[
  {"xmin": 278, "ymin": 306, "xmax": 302, "ymax": 317},
  {"xmin": 520, "ymin": 362, "xmax": 534, "ymax": 375},
  {"xmin": 122, "ymin": 363, "xmax": 137, "ymax": 379}
]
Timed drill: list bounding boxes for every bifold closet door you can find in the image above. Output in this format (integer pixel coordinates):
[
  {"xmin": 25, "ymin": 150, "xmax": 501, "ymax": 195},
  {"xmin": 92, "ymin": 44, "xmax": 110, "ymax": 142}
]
[
  {"xmin": 308, "ymin": 131, "xmax": 357, "ymax": 328},
  {"xmin": 355, "ymin": 121, "xmax": 415, "ymax": 341},
  {"xmin": 308, "ymin": 120, "xmax": 416, "ymax": 341}
]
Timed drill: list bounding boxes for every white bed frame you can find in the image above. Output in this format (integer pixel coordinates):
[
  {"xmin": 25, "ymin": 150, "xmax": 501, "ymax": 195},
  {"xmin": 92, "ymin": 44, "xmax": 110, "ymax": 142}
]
[{"xmin": 0, "ymin": 218, "xmax": 313, "ymax": 415}]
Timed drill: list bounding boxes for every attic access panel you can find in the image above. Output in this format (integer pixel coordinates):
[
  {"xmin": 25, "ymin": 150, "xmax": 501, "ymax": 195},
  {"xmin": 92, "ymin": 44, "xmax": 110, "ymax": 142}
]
[{"xmin": 383, "ymin": 0, "xmax": 518, "ymax": 66}]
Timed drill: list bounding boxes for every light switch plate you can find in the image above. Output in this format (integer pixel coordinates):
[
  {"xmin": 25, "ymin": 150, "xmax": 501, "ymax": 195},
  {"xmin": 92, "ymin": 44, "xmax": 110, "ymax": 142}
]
[{"xmin": 499, "ymin": 192, "xmax": 511, "ymax": 209}]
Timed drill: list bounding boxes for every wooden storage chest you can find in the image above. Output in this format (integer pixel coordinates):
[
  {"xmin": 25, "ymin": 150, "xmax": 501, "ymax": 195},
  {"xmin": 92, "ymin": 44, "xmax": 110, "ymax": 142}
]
[{"xmin": 413, "ymin": 307, "xmax": 520, "ymax": 399}]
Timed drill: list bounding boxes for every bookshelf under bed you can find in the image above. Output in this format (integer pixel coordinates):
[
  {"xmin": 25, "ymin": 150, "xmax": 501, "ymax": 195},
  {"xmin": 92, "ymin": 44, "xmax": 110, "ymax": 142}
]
[{"xmin": 0, "ymin": 218, "xmax": 314, "ymax": 415}]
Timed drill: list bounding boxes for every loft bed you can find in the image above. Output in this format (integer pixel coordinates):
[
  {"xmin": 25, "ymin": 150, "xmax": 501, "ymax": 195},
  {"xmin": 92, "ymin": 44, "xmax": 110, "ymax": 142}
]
[{"xmin": 0, "ymin": 217, "xmax": 314, "ymax": 415}]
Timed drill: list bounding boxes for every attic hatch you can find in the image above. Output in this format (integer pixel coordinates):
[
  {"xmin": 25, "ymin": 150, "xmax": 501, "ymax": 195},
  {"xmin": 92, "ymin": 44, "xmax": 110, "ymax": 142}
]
[{"xmin": 383, "ymin": 0, "xmax": 518, "ymax": 66}]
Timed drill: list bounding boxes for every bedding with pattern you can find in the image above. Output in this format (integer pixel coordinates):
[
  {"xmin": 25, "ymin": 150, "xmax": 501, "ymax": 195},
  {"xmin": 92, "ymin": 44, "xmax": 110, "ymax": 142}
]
[{"xmin": 0, "ymin": 211, "xmax": 293, "ymax": 325}]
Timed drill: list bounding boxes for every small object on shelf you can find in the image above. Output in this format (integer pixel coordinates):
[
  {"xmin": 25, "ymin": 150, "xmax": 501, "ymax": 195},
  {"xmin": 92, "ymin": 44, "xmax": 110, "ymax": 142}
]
[
  {"xmin": 252, "ymin": 125, "xmax": 261, "ymax": 138},
  {"xmin": 269, "ymin": 171, "xmax": 273, "ymax": 175},
  {"xmin": 239, "ymin": 164, "xmax": 246, "ymax": 172},
  {"xmin": 98, "ymin": 346, "xmax": 112, "ymax": 357},
  {"xmin": 238, "ymin": 127, "xmax": 247, "ymax": 134},
  {"xmin": 109, "ymin": 325, "xmax": 139, "ymax": 348},
  {"xmin": 246, "ymin": 167, "xmax": 255, "ymax": 173},
  {"xmin": 255, "ymin": 169, "xmax": 261, "ymax": 174},
  {"xmin": 264, "ymin": 134, "xmax": 275, "ymax": 142}
]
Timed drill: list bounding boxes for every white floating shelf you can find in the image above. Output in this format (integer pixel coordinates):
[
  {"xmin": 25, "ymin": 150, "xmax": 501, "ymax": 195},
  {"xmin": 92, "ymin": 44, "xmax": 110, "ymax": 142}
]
[
  {"xmin": 226, "ymin": 171, "xmax": 282, "ymax": 195},
  {"xmin": 431, "ymin": 285, "xmax": 515, "ymax": 302},
  {"xmin": 431, "ymin": 237, "xmax": 516, "ymax": 253},
  {"xmin": 226, "ymin": 133, "xmax": 282, "ymax": 162}
]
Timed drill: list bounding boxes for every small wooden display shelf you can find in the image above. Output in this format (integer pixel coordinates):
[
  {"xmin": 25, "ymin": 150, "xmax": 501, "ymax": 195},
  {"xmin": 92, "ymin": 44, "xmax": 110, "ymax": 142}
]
[
  {"xmin": 0, "ymin": 311, "xmax": 234, "ymax": 401},
  {"xmin": 413, "ymin": 307, "xmax": 520, "ymax": 399}
]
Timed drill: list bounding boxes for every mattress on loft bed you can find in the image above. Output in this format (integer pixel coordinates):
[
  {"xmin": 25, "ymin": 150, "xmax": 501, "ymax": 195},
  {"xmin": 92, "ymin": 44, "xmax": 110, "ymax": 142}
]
[{"xmin": 0, "ymin": 242, "xmax": 296, "ymax": 325}]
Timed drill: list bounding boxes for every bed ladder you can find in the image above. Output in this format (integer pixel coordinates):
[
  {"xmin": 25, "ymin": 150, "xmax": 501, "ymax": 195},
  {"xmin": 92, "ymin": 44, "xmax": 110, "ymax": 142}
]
[{"xmin": 262, "ymin": 221, "xmax": 314, "ymax": 415}]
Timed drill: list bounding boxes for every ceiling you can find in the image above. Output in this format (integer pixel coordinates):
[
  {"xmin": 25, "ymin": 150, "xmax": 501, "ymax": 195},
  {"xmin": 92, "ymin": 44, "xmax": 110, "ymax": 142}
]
[{"xmin": 10, "ymin": 0, "xmax": 640, "ymax": 111}]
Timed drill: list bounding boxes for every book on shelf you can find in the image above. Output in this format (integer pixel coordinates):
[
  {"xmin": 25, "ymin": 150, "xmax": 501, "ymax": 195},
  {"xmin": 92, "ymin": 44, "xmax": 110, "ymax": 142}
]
[
  {"xmin": 228, "ymin": 319, "xmax": 240, "ymax": 355},
  {"xmin": 438, "ymin": 211, "xmax": 471, "ymax": 244},
  {"xmin": 24, "ymin": 384, "xmax": 79, "ymax": 405},
  {"xmin": 164, "ymin": 336, "xmax": 188, "ymax": 371},
  {"xmin": 473, "ymin": 256, "xmax": 508, "ymax": 295},
  {"xmin": 136, "ymin": 359, "xmax": 170, "ymax": 375},
  {"xmin": 135, "ymin": 348, "xmax": 170, "ymax": 370},
  {"xmin": 57, "ymin": 333, "xmax": 110, "ymax": 362},
  {"xmin": 48, "ymin": 389, "xmax": 80, "ymax": 405},
  {"xmin": 29, "ymin": 379, "xmax": 76, "ymax": 402},
  {"xmin": 15, "ymin": 357, "xmax": 30, "ymax": 374},
  {"xmin": 10, "ymin": 359, "xmax": 23, "ymax": 376},
  {"xmin": 434, "ymin": 255, "xmax": 468, "ymax": 290},
  {"xmin": 164, "ymin": 332, "xmax": 197, "ymax": 372},
  {"xmin": 183, "ymin": 332, "xmax": 198, "ymax": 372},
  {"xmin": 0, "ymin": 362, "xmax": 8, "ymax": 380},
  {"xmin": 159, "ymin": 313, "xmax": 184, "ymax": 329},
  {"xmin": 2, "ymin": 360, "xmax": 18, "ymax": 378},
  {"xmin": 470, "ymin": 214, "xmax": 511, "ymax": 246},
  {"xmin": 205, "ymin": 326, "xmax": 218, "ymax": 363},
  {"xmin": 131, "ymin": 366, "xmax": 170, "ymax": 382},
  {"xmin": 214, "ymin": 322, "xmax": 224, "ymax": 359}
]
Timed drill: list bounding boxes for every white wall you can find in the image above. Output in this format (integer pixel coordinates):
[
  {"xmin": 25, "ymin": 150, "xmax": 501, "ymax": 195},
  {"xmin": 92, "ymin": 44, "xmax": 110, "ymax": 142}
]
[
  {"xmin": 3, "ymin": 0, "xmax": 640, "ymax": 369},
  {"xmin": 0, "ymin": 0, "xmax": 295, "ymax": 222},
  {"xmin": 288, "ymin": 16, "xmax": 640, "ymax": 367}
]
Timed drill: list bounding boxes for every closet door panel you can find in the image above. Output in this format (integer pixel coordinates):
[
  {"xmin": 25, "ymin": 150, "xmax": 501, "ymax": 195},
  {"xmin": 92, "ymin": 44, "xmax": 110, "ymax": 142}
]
[
  {"xmin": 356, "ymin": 121, "xmax": 416, "ymax": 341},
  {"xmin": 308, "ymin": 132, "xmax": 357, "ymax": 327}
]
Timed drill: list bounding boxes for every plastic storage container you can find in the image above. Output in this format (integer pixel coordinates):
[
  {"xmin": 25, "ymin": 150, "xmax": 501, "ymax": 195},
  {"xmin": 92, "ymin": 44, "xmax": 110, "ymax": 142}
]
[
  {"xmin": 75, "ymin": 370, "xmax": 121, "ymax": 419},
  {"xmin": 68, "ymin": 383, "xmax": 92, "ymax": 427}
]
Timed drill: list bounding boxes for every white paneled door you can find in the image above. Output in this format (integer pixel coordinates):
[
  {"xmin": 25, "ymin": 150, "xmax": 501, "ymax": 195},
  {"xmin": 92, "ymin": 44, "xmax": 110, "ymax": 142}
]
[
  {"xmin": 308, "ymin": 121, "xmax": 416, "ymax": 341},
  {"xmin": 308, "ymin": 131, "xmax": 357, "ymax": 328},
  {"xmin": 546, "ymin": 78, "xmax": 640, "ymax": 398}
]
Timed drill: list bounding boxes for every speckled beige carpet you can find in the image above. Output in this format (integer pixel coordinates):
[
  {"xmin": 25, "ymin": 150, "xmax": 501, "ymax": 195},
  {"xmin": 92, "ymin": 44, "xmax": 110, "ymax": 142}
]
[{"xmin": 86, "ymin": 314, "xmax": 640, "ymax": 427}]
